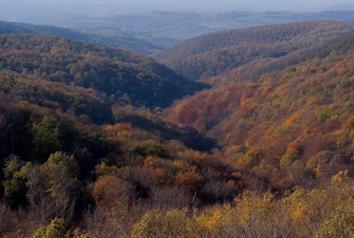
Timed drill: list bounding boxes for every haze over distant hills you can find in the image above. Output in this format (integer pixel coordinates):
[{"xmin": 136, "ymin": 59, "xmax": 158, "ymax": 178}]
[
  {"xmin": 1, "ymin": 0, "xmax": 354, "ymax": 49},
  {"xmin": 14, "ymin": 10, "xmax": 354, "ymax": 49},
  {"xmin": 1, "ymin": 0, "xmax": 354, "ymax": 50},
  {"xmin": 0, "ymin": 20, "xmax": 161, "ymax": 54},
  {"xmin": 2, "ymin": 0, "xmax": 354, "ymax": 16}
]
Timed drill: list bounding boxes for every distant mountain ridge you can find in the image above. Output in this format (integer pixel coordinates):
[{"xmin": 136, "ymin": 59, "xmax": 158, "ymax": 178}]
[
  {"xmin": 20, "ymin": 10, "xmax": 354, "ymax": 49},
  {"xmin": 0, "ymin": 20, "xmax": 161, "ymax": 54}
]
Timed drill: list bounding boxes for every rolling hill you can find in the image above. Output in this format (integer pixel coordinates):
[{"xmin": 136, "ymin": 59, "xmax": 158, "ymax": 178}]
[
  {"xmin": 156, "ymin": 21, "xmax": 352, "ymax": 81},
  {"xmin": 27, "ymin": 10, "xmax": 354, "ymax": 49},
  {"xmin": 0, "ymin": 34, "xmax": 205, "ymax": 109},
  {"xmin": 0, "ymin": 32, "xmax": 236, "ymax": 238},
  {"xmin": 0, "ymin": 18, "xmax": 353, "ymax": 238},
  {"xmin": 207, "ymin": 28, "xmax": 354, "ymax": 85},
  {"xmin": 0, "ymin": 32, "xmax": 215, "ymax": 151}
]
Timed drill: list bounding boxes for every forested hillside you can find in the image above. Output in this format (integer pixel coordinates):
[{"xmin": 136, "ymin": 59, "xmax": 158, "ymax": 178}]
[
  {"xmin": 0, "ymin": 20, "xmax": 161, "ymax": 54},
  {"xmin": 0, "ymin": 34, "xmax": 205, "ymax": 109},
  {"xmin": 165, "ymin": 32, "xmax": 354, "ymax": 191},
  {"xmin": 0, "ymin": 32, "xmax": 229, "ymax": 237},
  {"xmin": 0, "ymin": 71, "xmax": 114, "ymax": 124},
  {"xmin": 156, "ymin": 21, "xmax": 352, "ymax": 81},
  {"xmin": 207, "ymin": 29, "xmax": 354, "ymax": 85},
  {"xmin": 0, "ymin": 21, "xmax": 353, "ymax": 238},
  {"xmin": 0, "ymin": 97, "xmax": 234, "ymax": 237}
]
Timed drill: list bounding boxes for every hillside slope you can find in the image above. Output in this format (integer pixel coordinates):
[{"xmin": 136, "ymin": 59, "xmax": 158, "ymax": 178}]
[
  {"xmin": 207, "ymin": 30, "xmax": 354, "ymax": 85},
  {"xmin": 165, "ymin": 33, "xmax": 354, "ymax": 189},
  {"xmin": 0, "ymin": 30, "xmax": 235, "ymax": 237},
  {"xmin": 0, "ymin": 34, "xmax": 205, "ymax": 109},
  {"xmin": 0, "ymin": 21, "xmax": 353, "ymax": 238},
  {"xmin": 156, "ymin": 21, "xmax": 352, "ymax": 81}
]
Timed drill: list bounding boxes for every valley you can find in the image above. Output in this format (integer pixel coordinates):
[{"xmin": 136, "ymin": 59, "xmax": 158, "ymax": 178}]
[{"xmin": 0, "ymin": 7, "xmax": 353, "ymax": 238}]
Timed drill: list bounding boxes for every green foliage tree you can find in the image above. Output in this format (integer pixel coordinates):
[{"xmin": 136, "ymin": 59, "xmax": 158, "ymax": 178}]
[
  {"xmin": 44, "ymin": 152, "xmax": 79, "ymax": 179},
  {"xmin": 26, "ymin": 152, "xmax": 82, "ymax": 222},
  {"xmin": 31, "ymin": 115, "xmax": 75, "ymax": 162},
  {"xmin": 133, "ymin": 140, "xmax": 169, "ymax": 158},
  {"xmin": 315, "ymin": 208, "xmax": 354, "ymax": 238},
  {"xmin": 33, "ymin": 218, "xmax": 69, "ymax": 238},
  {"xmin": 33, "ymin": 218, "xmax": 89, "ymax": 238},
  {"xmin": 2, "ymin": 156, "xmax": 28, "ymax": 208},
  {"xmin": 131, "ymin": 209, "xmax": 198, "ymax": 238}
]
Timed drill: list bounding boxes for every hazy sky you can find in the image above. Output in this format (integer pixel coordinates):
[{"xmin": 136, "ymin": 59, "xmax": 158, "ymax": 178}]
[{"xmin": 1, "ymin": 0, "xmax": 353, "ymax": 19}]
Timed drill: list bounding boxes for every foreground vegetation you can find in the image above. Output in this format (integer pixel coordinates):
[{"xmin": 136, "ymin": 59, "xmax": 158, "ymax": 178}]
[{"xmin": 2, "ymin": 175, "xmax": 353, "ymax": 237}]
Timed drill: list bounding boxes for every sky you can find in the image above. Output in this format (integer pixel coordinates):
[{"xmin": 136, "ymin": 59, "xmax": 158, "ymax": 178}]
[{"xmin": 0, "ymin": 0, "xmax": 353, "ymax": 19}]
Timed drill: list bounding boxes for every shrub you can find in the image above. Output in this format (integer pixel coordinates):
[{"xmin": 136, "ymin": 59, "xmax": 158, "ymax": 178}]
[
  {"xmin": 131, "ymin": 209, "xmax": 199, "ymax": 238},
  {"xmin": 315, "ymin": 208, "xmax": 354, "ymax": 238},
  {"xmin": 32, "ymin": 218, "xmax": 70, "ymax": 238},
  {"xmin": 92, "ymin": 175, "xmax": 133, "ymax": 208},
  {"xmin": 133, "ymin": 140, "xmax": 169, "ymax": 158},
  {"xmin": 31, "ymin": 115, "xmax": 75, "ymax": 162},
  {"xmin": 32, "ymin": 218, "xmax": 89, "ymax": 238}
]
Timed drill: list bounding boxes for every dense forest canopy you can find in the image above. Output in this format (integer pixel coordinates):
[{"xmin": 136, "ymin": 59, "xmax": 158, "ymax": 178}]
[
  {"xmin": 0, "ymin": 34, "xmax": 206, "ymax": 109},
  {"xmin": 206, "ymin": 30, "xmax": 354, "ymax": 85},
  {"xmin": 0, "ymin": 20, "xmax": 353, "ymax": 238},
  {"xmin": 165, "ymin": 31, "xmax": 354, "ymax": 190}
]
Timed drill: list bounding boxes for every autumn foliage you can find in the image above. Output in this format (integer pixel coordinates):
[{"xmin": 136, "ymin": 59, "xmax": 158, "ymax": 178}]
[{"xmin": 0, "ymin": 21, "xmax": 353, "ymax": 238}]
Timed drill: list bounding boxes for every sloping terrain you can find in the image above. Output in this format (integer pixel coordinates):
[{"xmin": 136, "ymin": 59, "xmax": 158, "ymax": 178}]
[
  {"xmin": 0, "ymin": 18, "xmax": 353, "ymax": 238},
  {"xmin": 0, "ymin": 32, "xmax": 230, "ymax": 238},
  {"xmin": 207, "ymin": 29, "xmax": 354, "ymax": 85},
  {"xmin": 0, "ymin": 34, "xmax": 205, "ymax": 109},
  {"xmin": 156, "ymin": 21, "xmax": 352, "ymax": 81},
  {"xmin": 0, "ymin": 71, "xmax": 216, "ymax": 150},
  {"xmin": 165, "ymin": 32, "xmax": 354, "ymax": 189},
  {"xmin": 0, "ymin": 32, "xmax": 214, "ymax": 149},
  {"xmin": 0, "ymin": 71, "xmax": 114, "ymax": 124}
]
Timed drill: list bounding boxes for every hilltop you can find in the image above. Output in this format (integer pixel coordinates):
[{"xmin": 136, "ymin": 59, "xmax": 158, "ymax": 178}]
[{"xmin": 156, "ymin": 21, "xmax": 352, "ymax": 81}]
